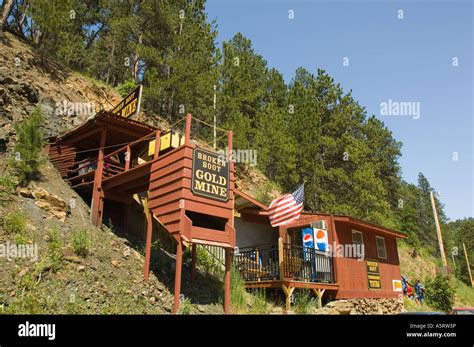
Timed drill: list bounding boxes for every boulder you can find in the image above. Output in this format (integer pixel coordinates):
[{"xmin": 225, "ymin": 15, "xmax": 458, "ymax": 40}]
[{"xmin": 18, "ymin": 187, "xmax": 70, "ymax": 222}]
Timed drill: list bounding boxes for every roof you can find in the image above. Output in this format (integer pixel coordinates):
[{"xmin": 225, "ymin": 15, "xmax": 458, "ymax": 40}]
[
  {"xmin": 53, "ymin": 111, "xmax": 157, "ymax": 151},
  {"xmin": 233, "ymin": 188, "xmax": 268, "ymax": 212},
  {"xmin": 294, "ymin": 212, "xmax": 407, "ymax": 239}
]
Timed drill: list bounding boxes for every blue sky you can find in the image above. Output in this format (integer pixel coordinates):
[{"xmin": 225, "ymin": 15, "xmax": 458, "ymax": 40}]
[{"xmin": 206, "ymin": 0, "xmax": 473, "ymax": 221}]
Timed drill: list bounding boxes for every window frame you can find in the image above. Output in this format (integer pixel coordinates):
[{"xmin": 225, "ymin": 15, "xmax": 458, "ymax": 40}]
[
  {"xmin": 351, "ymin": 230, "xmax": 364, "ymax": 258},
  {"xmin": 376, "ymin": 236, "xmax": 387, "ymax": 259}
]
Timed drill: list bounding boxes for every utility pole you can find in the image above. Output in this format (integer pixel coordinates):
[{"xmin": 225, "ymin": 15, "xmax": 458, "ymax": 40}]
[
  {"xmin": 462, "ymin": 243, "xmax": 473, "ymax": 287},
  {"xmin": 430, "ymin": 191, "xmax": 448, "ymax": 267},
  {"xmin": 213, "ymin": 84, "xmax": 217, "ymax": 149}
]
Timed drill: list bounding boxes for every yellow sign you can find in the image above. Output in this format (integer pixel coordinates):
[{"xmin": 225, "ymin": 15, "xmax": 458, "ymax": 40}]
[
  {"xmin": 366, "ymin": 259, "xmax": 381, "ymax": 289},
  {"xmin": 148, "ymin": 131, "xmax": 184, "ymax": 156},
  {"xmin": 112, "ymin": 85, "xmax": 142, "ymax": 118}
]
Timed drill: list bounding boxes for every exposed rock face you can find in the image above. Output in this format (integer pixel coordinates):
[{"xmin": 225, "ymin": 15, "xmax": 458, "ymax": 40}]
[
  {"xmin": 0, "ymin": 32, "xmax": 121, "ymax": 149},
  {"xmin": 18, "ymin": 187, "xmax": 70, "ymax": 222},
  {"xmin": 318, "ymin": 297, "xmax": 404, "ymax": 315}
]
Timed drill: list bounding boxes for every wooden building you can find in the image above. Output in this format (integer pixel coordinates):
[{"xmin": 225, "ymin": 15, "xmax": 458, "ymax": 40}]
[
  {"xmin": 47, "ymin": 111, "xmax": 234, "ymax": 313},
  {"xmin": 234, "ymin": 205, "xmax": 407, "ymax": 310},
  {"xmin": 47, "ymin": 110, "xmax": 407, "ymax": 313}
]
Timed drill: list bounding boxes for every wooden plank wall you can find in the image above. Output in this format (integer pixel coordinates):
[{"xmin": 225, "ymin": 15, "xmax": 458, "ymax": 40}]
[
  {"xmin": 48, "ymin": 142, "xmax": 77, "ymax": 178},
  {"xmin": 147, "ymin": 144, "xmax": 234, "ymax": 245}
]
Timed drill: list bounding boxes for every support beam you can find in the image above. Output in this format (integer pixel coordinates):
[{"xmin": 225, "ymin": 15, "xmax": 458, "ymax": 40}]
[
  {"xmin": 191, "ymin": 243, "xmax": 197, "ymax": 285},
  {"xmin": 91, "ymin": 127, "xmax": 107, "ymax": 226},
  {"xmin": 463, "ymin": 243, "xmax": 473, "ymax": 287},
  {"xmin": 173, "ymin": 238, "xmax": 183, "ymax": 314},
  {"xmin": 282, "ymin": 285, "xmax": 295, "ymax": 313},
  {"xmin": 154, "ymin": 130, "xmax": 161, "ymax": 160},
  {"xmin": 125, "ymin": 145, "xmax": 131, "ymax": 171},
  {"xmin": 311, "ymin": 288, "xmax": 326, "ymax": 309},
  {"xmin": 224, "ymin": 248, "xmax": 232, "ymax": 313},
  {"xmin": 143, "ymin": 204, "xmax": 153, "ymax": 280},
  {"xmin": 185, "ymin": 113, "xmax": 192, "ymax": 145},
  {"xmin": 278, "ymin": 237, "xmax": 284, "ymax": 280}
]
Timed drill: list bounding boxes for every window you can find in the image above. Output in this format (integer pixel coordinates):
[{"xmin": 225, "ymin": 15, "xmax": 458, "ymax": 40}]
[
  {"xmin": 352, "ymin": 230, "xmax": 363, "ymax": 245},
  {"xmin": 376, "ymin": 236, "xmax": 387, "ymax": 259},
  {"xmin": 352, "ymin": 230, "xmax": 364, "ymax": 257}
]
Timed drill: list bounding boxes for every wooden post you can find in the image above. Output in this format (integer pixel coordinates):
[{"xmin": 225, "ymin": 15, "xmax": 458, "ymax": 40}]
[
  {"xmin": 462, "ymin": 243, "xmax": 473, "ymax": 287},
  {"xmin": 330, "ymin": 215, "xmax": 338, "ymax": 283},
  {"xmin": 430, "ymin": 192, "xmax": 448, "ymax": 267},
  {"xmin": 125, "ymin": 145, "xmax": 131, "ymax": 171},
  {"xmin": 185, "ymin": 113, "xmax": 192, "ymax": 145},
  {"xmin": 143, "ymin": 206, "xmax": 153, "ymax": 280},
  {"xmin": 173, "ymin": 238, "xmax": 183, "ymax": 314},
  {"xmin": 154, "ymin": 130, "xmax": 161, "ymax": 160},
  {"xmin": 311, "ymin": 288, "xmax": 325, "ymax": 309},
  {"xmin": 191, "ymin": 243, "xmax": 197, "ymax": 285},
  {"xmin": 278, "ymin": 237, "xmax": 284, "ymax": 280},
  {"xmin": 224, "ymin": 248, "xmax": 232, "ymax": 313},
  {"xmin": 91, "ymin": 127, "xmax": 107, "ymax": 226},
  {"xmin": 227, "ymin": 130, "xmax": 233, "ymax": 171},
  {"xmin": 282, "ymin": 285, "xmax": 294, "ymax": 313}
]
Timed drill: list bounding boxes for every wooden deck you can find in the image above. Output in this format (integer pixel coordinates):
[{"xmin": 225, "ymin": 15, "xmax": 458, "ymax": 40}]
[{"xmin": 235, "ymin": 240, "xmax": 338, "ymax": 310}]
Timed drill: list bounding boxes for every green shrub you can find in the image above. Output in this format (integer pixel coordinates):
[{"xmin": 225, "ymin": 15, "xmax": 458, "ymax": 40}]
[
  {"xmin": 117, "ymin": 80, "xmax": 138, "ymax": 97},
  {"xmin": 230, "ymin": 264, "xmax": 246, "ymax": 312},
  {"xmin": 0, "ymin": 174, "xmax": 17, "ymax": 200},
  {"xmin": 11, "ymin": 107, "xmax": 46, "ymax": 186},
  {"xmin": 179, "ymin": 297, "xmax": 193, "ymax": 315},
  {"xmin": 293, "ymin": 289, "xmax": 317, "ymax": 314},
  {"xmin": 255, "ymin": 181, "xmax": 281, "ymax": 206},
  {"xmin": 48, "ymin": 227, "xmax": 63, "ymax": 271},
  {"xmin": 3, "ymin": 210, "xmax": 27, "ymax": 239},
  {"xmin": 250, "ymin": 288, "xmax": 268, "ymax": 314},
  {"xmin": 72, "ymin": 228, "xmax": 91, "ymax": 258},
  {"xmin": 196, "ymin": 247, "xmax": 218, "ymax": 274},
  {"xmin": 425, "ymin": 273, "xmax": 455, "ymax": 312}
]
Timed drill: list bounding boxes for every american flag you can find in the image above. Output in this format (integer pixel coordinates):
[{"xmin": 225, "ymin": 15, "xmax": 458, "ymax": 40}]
[{"xmin": 268, "ymin": 183, "xmax": 305, "ymax": 227}]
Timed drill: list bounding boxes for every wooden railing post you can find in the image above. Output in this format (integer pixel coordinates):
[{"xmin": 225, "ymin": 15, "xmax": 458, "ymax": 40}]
[
  {"xmin": 154, "ymin": 130, "xmax": 161, "ymax": 160},
  {"xmin": 125, "ymin": 145, "xmax": 131, "ymax": 171},
  {"xmin": 227, "ymin": 130, "xmax": 233, "ymax": 171},
  {"xmin": 185, "ymin": 113, "xmax": 192, "ymax": 145},
  {"xmin": 278, "ymin": 237, "xmax": 284, "ymax": 280}
]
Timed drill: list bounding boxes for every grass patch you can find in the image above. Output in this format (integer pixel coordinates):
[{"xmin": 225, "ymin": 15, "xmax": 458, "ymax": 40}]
[
  {"xmin": 230, "ymin": 264, "xmax": 246, "ymax": 313},
  {"xmin": 2, "ymin": 210, "xmax": 29, "ymax": 243},
  {"xmin": 179, "ymin": 297, "xmax": 193, "ymax": 315},
  {"xmin": 293, "ymin": 289, "xmax": 318, "ymax": 314},
  {"xmin": 48, "ymin": 227, "xmax": 63, "ymax": 272},
  {"xmin": 72, "ymin": 228, "xmax": 91, "ymax": 258},
  {"xmin": 453, "ymin": 277, "xmax": 474, "ymax": 307},
  {"xmin": 403, "ymin": 297, "xmax": 433, "ymax": 312},
  {"xmin": 0, "ymin": 173, "xmax": 17, "ymax": 200},
  {"xmin": 249, "ymin": 288, "xmax": 268, "ymax": 314}
]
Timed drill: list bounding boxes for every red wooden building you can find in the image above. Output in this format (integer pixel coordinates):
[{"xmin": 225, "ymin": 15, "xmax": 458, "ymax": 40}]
[
  {"xmin": 47, "ymin": 110, "xmax": 407, "ymax": 313},
  {"xmin": 47, "ymin": 111, "xmax": 234, "ymax": 313}
]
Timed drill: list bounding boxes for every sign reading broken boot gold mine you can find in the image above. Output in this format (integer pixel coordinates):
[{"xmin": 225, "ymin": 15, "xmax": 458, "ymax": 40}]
[
  {"xmin": 112, "ymin": 85, "xmax": 142, "ymax": 118},
  {"xmin": 366, "ymin": 259, "xmax": 381, "ymax": 289},
  {"xmin": 192, "ymin": 148, "xmax": 229, "ymax": 202}
]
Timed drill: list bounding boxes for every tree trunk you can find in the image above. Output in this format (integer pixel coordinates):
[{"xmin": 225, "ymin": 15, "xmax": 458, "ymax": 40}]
[{"xmin": 1, "ymin": 0, "xmax": 14, "ymax": 31}]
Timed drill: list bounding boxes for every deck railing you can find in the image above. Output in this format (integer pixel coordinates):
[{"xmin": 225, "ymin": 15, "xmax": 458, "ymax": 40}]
[{"xmin": 235, "ymin": 241, "xmax": 335, "ymax": 284}]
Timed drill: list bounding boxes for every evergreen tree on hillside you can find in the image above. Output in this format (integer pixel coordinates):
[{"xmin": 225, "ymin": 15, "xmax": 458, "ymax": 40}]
[
  {"xmin": 11, "ymin": 107, "xmax": 45, "ymax": 186},
  {"xmin": 218, "ymin": 33, "xmax": 267, "ymax": 149},
  {"xmin": 445, "ymin": 218, "xmax": 474, "ymax": 285}
]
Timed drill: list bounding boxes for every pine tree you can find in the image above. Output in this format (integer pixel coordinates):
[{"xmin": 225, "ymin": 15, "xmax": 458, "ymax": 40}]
[{"xmin": 11, "ymin": 107, "xmax": 46, "ymax": 186}]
